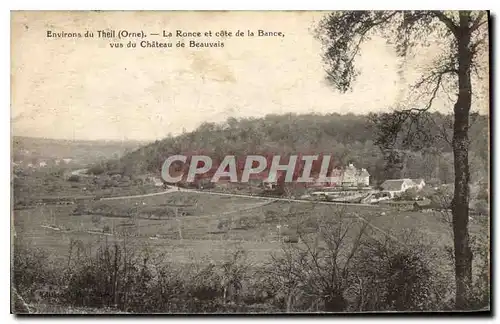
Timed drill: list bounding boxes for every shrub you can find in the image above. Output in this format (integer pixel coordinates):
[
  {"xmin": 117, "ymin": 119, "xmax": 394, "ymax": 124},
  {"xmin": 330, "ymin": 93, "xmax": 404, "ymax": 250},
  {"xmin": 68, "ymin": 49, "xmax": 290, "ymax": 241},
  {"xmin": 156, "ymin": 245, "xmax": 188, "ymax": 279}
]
[
  {"xmin": 12, "ymin": 238, "xmax": 59, "ymax": 311},
  {"xmin": 470, "ymin": 234, "xmax": 490, "ymax": 309},
  {"xmin": 476, "ymin": 184, "xmax": 489, "ymax": 202},
  {"xmin": 474, "ymin": 200, "xmax": 489, "ymax": 216},
  {"xmin": 217, "ymin": 219, "xmax": 230, "ymax": 231},
  {"xmin": 353, "ymin": 236, "xmax": 449, "ymax": 311},
  {"xmin": 91, "ymin": 215, "xmax": 101, "ymax": 225},
  {"xmin": 88, "ymin": 165, "xmax": 105, "ymax": 175},
  {"xmin": 264, "ymin": 211, "xmax": 371, "ymax": 312},
  {"xmin": 67, "ymin": 175, "xmax": 80, "ymax": 182},
  {"xmin": 235, "ymin": 215, "xmax": 261, "ymax": 229},
  {"xmin": 400, "ymin": 187, "xmax": 418, "ymax": 201}
]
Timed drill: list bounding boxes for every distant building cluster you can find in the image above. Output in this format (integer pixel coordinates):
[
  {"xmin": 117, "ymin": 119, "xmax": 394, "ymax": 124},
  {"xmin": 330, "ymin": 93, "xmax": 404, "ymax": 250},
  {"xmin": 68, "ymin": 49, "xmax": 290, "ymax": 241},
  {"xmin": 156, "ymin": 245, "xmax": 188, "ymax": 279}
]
[{"xmin": 12, "ymin": 157, "xmax": 73, "ymax": 169}]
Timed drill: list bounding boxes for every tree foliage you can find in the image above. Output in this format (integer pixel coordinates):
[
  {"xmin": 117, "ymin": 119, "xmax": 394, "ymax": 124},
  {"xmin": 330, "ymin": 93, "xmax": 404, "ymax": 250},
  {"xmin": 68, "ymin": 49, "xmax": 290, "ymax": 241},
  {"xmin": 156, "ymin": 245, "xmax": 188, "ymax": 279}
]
[{"xmin": 315, "ymin": 10, "xmax": 488, "ymax": 310}]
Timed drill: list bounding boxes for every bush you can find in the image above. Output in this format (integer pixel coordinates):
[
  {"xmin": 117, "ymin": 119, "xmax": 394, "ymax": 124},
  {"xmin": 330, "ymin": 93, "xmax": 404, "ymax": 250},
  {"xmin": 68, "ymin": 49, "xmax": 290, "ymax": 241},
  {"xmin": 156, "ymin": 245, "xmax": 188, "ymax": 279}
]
[
  {"xmin": 476, "ymin": 184, "xmax": 489, "ymax": 202},
  {"xmin": 353, "ymin": 236, "xmax": 450, "ymax": 311},
  {"xmin": 60, "ymin": 241, "xmax": 253, "ymax": 313},
  {"xmin": 88, "ymin": 165, "xmax": 105, "ymax": 175},
  {"xmin": 91, "ymin": 215, "xmax": 101, "ymax": 225},
  {"xmin": 474, "ymin": 200, "xmax": 489, "ymax": 216},
  {"xmin": 12, "ymin": 221, "xmax": 488, "ymax": 313},
  {"xmin": 400, "ymin": 187, "xmax": 418, "ymax": 201},
  {"xmin": 67, "ymin": 175, "xmax": 80, "ymax": 182},
  {"xmin": 12, "ymin": 238, "xmax": 59, "ymax": 311},
  {"xmin": 235, "ymin": 215, "xmax": 261, "ymax": 229},
  {"xmin": 470, "ymin": 234, "xmax": 490, "ymax": 309}
]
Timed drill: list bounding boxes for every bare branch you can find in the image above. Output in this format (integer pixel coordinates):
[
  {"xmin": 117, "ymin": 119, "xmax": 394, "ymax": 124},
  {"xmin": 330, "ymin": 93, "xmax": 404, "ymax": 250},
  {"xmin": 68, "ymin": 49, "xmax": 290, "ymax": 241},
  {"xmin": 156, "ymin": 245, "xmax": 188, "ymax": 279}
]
[
  {"xmin": 431, "ymin": 11, "xmax": 459, "ymax": 37},
  {"xmin": 318, "ymin": 11, "xmax": 399, "ymax": 92},
  {"xmin": 470, "ymin": 11, "xmax": 487, "ymax": 33},
  {"xmin": 470, "ymin": 32, "xmax": 488, "ymax": 58},
  {"xmin": 342, "ymin": 220, "xmax": 369, "ymax": 277}
]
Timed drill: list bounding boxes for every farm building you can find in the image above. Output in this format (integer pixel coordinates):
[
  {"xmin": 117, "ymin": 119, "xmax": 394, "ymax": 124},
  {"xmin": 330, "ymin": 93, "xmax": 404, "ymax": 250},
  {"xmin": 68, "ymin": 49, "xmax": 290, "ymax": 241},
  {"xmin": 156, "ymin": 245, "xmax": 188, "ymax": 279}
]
[
  {"xmin": 380, "ymin": 178, "xmax": 415, "ymax": 198},
  {"xmin": 411, "ymin": 178, "xmax": 426, "ymax": 190},
  {"xmin": 341, "ymin": 163, "xmax": 370, "ymax": 187},
  {"xmin": 311, "ymin": 163, "xmax": 370, "ymax": 188}
]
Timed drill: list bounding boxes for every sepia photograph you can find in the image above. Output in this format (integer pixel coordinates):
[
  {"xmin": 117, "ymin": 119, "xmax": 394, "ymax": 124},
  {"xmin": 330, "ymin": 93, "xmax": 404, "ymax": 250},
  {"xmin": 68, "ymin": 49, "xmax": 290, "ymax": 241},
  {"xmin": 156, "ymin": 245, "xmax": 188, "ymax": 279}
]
[{"xmin": 10, "ymin": 10, "xmax": 490, "ymax": 314}]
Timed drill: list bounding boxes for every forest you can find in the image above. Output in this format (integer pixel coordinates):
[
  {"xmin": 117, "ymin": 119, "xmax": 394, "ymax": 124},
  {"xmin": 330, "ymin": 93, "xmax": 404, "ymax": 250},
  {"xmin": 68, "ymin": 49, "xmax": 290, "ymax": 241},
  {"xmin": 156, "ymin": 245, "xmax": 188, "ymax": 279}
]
[{"xmin": 92, "ymin": 112, "xmax": 489, "ymax": 186}]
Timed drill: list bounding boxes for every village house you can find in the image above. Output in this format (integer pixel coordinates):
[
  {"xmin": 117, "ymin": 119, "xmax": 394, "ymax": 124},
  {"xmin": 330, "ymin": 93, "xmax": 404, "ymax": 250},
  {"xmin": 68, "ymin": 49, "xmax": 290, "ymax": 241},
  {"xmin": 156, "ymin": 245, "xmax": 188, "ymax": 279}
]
[
  {"xmin": 322, "ymin": 163, "xmax": 370, "ymax": 187},
  {"xmin": 380, "ymin": 178, "xmax": 416, "ymax": 198},
  {"xmin": 341, "ymin": 164, "xmax": 358, "ymax": 186},
  {"xmin": 411, "ymin": 178, "xmax": 426, "ymax": 190}
]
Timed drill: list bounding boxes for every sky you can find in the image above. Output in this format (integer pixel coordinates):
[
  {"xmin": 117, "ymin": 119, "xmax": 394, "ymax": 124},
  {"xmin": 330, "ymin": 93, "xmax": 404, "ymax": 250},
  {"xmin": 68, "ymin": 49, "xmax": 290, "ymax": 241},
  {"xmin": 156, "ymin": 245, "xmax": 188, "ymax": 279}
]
[{"xmin": 11, "ymin": 11, "xmax": 489, "ymax": 141}]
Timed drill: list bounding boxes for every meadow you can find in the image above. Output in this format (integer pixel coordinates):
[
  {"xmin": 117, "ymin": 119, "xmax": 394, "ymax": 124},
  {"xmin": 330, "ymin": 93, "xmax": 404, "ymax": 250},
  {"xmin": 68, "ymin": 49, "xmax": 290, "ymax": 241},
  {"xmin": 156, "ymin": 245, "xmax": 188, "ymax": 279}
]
[{"xmin": 13, "ymin": 189, "xmax": 488, "ymax": 269}]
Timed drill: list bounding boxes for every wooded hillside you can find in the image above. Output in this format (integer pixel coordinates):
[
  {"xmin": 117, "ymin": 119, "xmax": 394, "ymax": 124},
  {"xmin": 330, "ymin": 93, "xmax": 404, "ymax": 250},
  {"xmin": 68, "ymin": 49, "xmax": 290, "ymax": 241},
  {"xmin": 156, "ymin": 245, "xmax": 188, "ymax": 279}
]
[{"xmin": 92, "ymin": 112, "xmax": 488, "ymax": 185}]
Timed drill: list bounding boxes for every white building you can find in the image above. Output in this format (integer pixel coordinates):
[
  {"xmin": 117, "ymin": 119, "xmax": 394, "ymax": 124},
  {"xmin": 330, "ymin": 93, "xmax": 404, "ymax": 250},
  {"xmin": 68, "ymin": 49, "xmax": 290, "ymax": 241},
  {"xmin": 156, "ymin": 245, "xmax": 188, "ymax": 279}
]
[
  {"xmin": 332, "ymin": 164, "xmax": 370, "ymax": 187},
  {"xmin": 380, "ymin": 178, "xmax": 416, "ymax": 198},
  {"xmin": 312, "ymin": 164, "xmax": 370, "ymax": 188},
  {"xmin": 411, "ymin": 179, "xmax": 426, "ymax": 191}
]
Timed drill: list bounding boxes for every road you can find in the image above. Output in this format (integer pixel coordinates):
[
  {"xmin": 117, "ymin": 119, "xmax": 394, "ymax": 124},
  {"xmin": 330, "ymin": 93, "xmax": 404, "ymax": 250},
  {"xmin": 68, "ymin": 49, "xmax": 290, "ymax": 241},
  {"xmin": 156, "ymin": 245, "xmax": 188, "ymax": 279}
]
[
  {"xmin": 97, "ymin": 184, "xmax": 378, "ymax": 208},
  {"xmin": 99, "ymin": 186, "xmax": 379, "ymax": 208}
]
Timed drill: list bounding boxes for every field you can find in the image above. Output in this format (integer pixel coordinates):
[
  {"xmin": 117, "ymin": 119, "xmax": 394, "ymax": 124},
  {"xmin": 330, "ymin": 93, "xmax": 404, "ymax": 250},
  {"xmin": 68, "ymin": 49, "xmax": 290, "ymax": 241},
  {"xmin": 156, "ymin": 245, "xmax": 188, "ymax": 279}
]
[{"xmin": 13, "ymin": 189, "xmax": 488, "ymax": 269}]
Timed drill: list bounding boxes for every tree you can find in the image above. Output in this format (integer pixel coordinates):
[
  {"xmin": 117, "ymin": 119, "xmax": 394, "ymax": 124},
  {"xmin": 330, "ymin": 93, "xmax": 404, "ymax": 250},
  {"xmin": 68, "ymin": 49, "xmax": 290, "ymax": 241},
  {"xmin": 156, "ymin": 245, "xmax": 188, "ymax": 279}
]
[
  {"xmin": 266, "ymin": 206, "xmax": 371, "ymax": 312},
  {"xmin": 400, "ymin": 187, "xmax": 419, "ymax": 201},
  {"xmin": 67, "ymin": 175, "xmax": 80, "ymax": 182},
  {"xmin": 316, "ymin": 11, "xmax": 488, "ymax": 309}
]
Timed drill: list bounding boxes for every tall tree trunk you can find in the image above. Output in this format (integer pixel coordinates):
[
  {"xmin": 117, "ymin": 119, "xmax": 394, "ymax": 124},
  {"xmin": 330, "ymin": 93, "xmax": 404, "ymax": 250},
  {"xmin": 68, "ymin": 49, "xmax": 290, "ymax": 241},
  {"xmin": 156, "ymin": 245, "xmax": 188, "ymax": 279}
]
[{"xmin": 452, "ymin": 13, "xmax": 473, "ymax": 310}]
